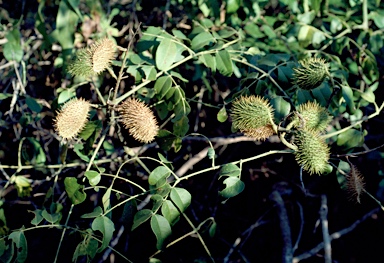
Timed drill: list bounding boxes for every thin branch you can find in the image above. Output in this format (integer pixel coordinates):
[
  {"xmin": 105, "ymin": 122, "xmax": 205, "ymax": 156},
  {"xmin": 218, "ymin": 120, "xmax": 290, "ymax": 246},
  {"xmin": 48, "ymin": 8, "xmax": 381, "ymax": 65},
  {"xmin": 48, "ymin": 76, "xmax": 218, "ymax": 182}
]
[
  {"xmin": 293, "ymin": 207, "xmax": 380, "ymax": 262},
  {"xmin": 320, "ymin": 195, "xmax": 332, "ymax": 263},
  {"xmin": 269, "ymin": 190, "xmax": 293, "ymax": 263}
]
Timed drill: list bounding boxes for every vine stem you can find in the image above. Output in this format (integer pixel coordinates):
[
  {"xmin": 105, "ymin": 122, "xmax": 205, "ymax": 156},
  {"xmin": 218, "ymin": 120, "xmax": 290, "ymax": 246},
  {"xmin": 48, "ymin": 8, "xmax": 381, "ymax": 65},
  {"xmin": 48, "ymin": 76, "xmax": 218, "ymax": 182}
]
[
  {"xmin": 54, "ymin": 126, "xmax": 109, "ymax": 263},
  {"xmin": 114, "ymin": 36, "xmax": 241, "ymax": 105},
  {"xmin": 322, "ymin": 101, "xmax": 384, "ymax": 139},
  {"xmin": 173, "ymin": 150, "xmax": 292, "ymax": 185},
  {"xmin": 231, "ymin": 57, "xmax": 295, "ymax": 109}
]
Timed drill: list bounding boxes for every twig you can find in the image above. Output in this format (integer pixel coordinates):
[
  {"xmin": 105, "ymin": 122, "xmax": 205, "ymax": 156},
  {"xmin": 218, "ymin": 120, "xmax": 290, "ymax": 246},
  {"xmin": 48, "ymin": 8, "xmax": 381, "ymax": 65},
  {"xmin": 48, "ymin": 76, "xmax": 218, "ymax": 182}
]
[
  {"xmin": 100, "ymin": 225, "xmax": 125, "ymax": 262},
  {"xmin": 320, "ymin": 195, "xmax": 332, "ymax": 263},
  {"xmin": 331, "ymin": 142, "xmax": 384, "ymax": 158},
  {"xmin": 269, "ymin": 190, "xmax": 293, "ymax": 263},
  {"xmin": 293, "ymin": 202, "xmax": 304, "ymax": 252},
  {"xmin": 223, "ymin": 208, "xmax": 271, "ymax": 262},
  {"xmin": 175, "ymin": 147, "xmax": 210, "ymax": 178},
  {"xmin": 293, "ymin": 207, "xmax": 380, "ymax": 262}
]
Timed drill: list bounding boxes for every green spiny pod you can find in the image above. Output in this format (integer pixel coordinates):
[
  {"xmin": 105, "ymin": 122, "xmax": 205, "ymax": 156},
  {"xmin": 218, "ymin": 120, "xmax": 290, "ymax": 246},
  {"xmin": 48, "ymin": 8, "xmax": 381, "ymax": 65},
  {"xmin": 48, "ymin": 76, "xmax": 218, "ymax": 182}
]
[
  {"xmin": 292, "ymin": 101, "xmax": 332, "ymax": 132},
  {"xmin": 68, "ymin": 38, "xmax": 116, "ymax": 77},
  {"xmin": 293, "ymin": 57, "xmax": 329, "ymax": 90},
  {"xmin": 294, "ymin": 130, "xmax": 330, "ymax": 175},
  {"xmin": 231, "ymin": 95, "xmax": 275, "ymax": 141}
]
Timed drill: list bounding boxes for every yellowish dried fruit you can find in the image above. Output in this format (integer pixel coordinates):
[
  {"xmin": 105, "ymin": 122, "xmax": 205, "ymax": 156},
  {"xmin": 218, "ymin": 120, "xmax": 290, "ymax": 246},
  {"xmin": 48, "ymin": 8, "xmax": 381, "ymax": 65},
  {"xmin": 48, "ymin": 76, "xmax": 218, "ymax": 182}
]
[
  {"xmin": 242, "ymin": 125, "xmax": 275, "ymax": 141},
  {"xmin": 68, "ymin": 38, "xmax": 116, "ymax": 77},
  {"xmin": 118, "ymin": 98, "xmax": 159, "ymax": 143},
  {"xmin": 231, "ymin": 95, "xmax": 275, "ymax": 141},
  {"xmin": 54, "ymin": 98, "xmax": 90, "ymax": 140}
]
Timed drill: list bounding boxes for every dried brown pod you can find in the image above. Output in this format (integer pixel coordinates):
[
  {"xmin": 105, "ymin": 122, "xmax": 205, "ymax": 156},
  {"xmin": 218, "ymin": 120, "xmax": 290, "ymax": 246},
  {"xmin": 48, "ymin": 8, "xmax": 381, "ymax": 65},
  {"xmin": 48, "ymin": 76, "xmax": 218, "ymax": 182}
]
[
  {"xmin": 54, "ymin": 98, "xmax": 91, "ymax": 140},
  {"xmin": 346, "ymin": 165, "xmax": 365, "ymax": 203},
  {"xmin": 117, "ymin": 98, "xmax": 159, "ymax": 143}
]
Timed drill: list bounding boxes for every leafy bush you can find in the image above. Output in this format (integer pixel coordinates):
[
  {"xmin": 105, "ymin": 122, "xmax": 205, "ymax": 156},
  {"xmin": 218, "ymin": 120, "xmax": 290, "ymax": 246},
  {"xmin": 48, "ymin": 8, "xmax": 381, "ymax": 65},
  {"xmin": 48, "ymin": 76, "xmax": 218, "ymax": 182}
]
[{"xmin": 0, "ymin": 0, "xmax": 384, "ymax": 262}]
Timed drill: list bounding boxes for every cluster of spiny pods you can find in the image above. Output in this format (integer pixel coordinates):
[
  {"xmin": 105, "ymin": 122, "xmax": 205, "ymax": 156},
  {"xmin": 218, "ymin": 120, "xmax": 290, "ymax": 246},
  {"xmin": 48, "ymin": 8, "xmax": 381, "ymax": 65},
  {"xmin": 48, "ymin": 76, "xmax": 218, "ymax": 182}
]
[{"xmin": 54, "ymin": 39, "xmax": 364, "ymax": 202}]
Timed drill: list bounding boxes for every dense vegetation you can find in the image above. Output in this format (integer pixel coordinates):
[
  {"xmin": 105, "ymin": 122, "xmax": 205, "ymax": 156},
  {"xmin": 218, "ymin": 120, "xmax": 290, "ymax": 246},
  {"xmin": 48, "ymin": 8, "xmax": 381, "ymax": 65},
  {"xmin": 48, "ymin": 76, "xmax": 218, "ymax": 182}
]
[{"xmin": 1, "ymin": 0, "xmax": 384, "ymax": 262}]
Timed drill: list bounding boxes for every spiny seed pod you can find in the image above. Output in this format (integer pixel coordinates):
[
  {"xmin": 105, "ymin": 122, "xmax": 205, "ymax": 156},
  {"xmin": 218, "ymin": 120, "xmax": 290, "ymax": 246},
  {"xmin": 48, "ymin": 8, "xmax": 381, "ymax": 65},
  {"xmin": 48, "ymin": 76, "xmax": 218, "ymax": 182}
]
[
  {"xmin": 346, "ymin": 165, "xmax": 365, "ymax": 203},
  {"xmin": 242, "ymin": 125, "xmax": 275, "ymax": 141},
  {"xmin": 230, "ymin": 95, "xmax": 275, "ymax": 141},
  {"xmin": 294, "ymin": 130, "xmax": 330, "ymax": 175},
  {"xmin": 292, "ymin": 101, "xmax": 332, "ymax": 132},
  {"xmin": 293, "ymin": 57, "xmax": 329, "ymax": 90},
  {"xmin": 54, "ymin": 98, "xmax": 91, "ymax": 140},
  {"xmin": 68, "ymin": 38, "xmax": 116, "ymax": 77},
  {"xmin": 118, "ymin": 98, "xmax": 159, "ymax": 143}
]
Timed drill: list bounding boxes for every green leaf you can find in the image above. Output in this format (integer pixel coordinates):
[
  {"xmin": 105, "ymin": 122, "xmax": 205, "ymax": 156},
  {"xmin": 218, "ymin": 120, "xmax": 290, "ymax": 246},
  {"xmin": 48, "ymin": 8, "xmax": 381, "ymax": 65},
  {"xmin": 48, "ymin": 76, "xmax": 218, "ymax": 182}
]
[
  {"xmin": 207, "ymin": 148, "xmax": 215, "ymax": 159},
  {"xmin": 73, "ymin": 143, "xmax": 90, "ymax": 162},
  {"xmin": 51, "ymin": 0, "xmax": 78, "ymax": 49},
  {"xmin": 172, "ymin": 29, "xmax": 188, "ymax": 40},
  {"xmin": 156, "ymin": 182, "xmax": 172, "ymax": 197},
  {"xmin": 148, "ymin": 166, "xmax": 171, "ymax": 186},
  {"xmin": 209, "ymin": 221, "xmax": 217, "ymax": 237},
  {"xmin": 132, "ymin": 209, "xmax": 153, "ymax": 230},
  {"xmin": 151, "ymin": 214, "xmax": 172, "ymax": 250},
  {"xmin": 84, "ymin": 170, "xmax": 101, "ymax": 186},
  {"xmin": 42, "ymin": 209, "xmax": 61, "ymax": 224},
  {"xmin": 154, "ymin": 76, "xmax": 172, "ymax": 99},
  {"xmin": 58, "ymin": 89, "xmax": 76, "ymax": 104},
  {"xmin": 311, "ymin": 83, "xmax": 332, "ymax": 107},
  {"xmin": 15, "ymin": 176, "xmax": 30, "ymax": 188},
  {"xmin": 81, "ymin": 206, "xmax": 103, "ymax": 218},
  {"xmin": 30, "ymin": 209, "xmax": 44, "ymax": 226},
  {"xmin": 257, "ymin": 54, "xmax": 280, "ymax": 67},
  {"xmin": 141, "ymin": 65, "xmax": 157, "ymax": 81},
  {"xmin": 0, "ymin": 93, "xmax": 13, "ymax": 100},
  {"xmin": 9, "ymin": 231, "xmax": 27, "ymax": 263},
  {"xmin": 64, "ymin": 177, "xmax": 86, "ymax": 205},
  {"xmin": 151, "ymin": 194, "xmax": 164, "ymax": 211},
  {"xmin": 170, "ymin": 188, "xmax": 191, "ymax": 213},
  {"xmin": 199, "ymin": 54, "xmax": 216, "ymax": 73},
  {"xmin": 0, "ymin": 238, "xmax": 13, "ymax": 262},
  {"xmin": 92, "ymin": 216, "xmax": 115, "ymax": 253},
  {"xmin": 336, "ymin": 160, "xmax": 351, "ymax": 190},
  {"xmin": 23, "ymin": 137, "xmax": 46, "ymax": 165},
  {"xmin": 244, "ymin": 23, "xmax": 265, "ymax": 39},
  {"xmin": 296, "ymin": 89, "xmax": 313, "ymax": 104},
  {"xmin": 219, "ymin": 177, "xmax": 245, "ymax": 198},
  {"xmin": 158, "ymin": 153, "xmax": 173, "ymax": 164},
  {"xmin": 156, "ymin": 38, "xmax": 178, "ymax": 71},
  {"xmin": 79, "ymin": 120, "xmax": 102, "ymax": 141},
  {"xmin": 191, "ymin": 31, "xmax": 215, "ymax": 50},
  {"xmin": 360, "ymin": 90, "xmax": 375, "ymax": 103},
  {"xmin": 215, "ymin": 50, "xmax": 233, "ymax": 76},
  {"xmin": 161, "ymin": 200, "xmax": 180, "ymax": 225},
  {"xmin": 25, "ymin": 97, "xmax": 43, "ymax": 113},
  {"xmin": 297, "ymin": 11, "xmax": 316, "ymax": 24},
  {"xmin": 173, "ymin": 115, "xmax": 189, "ymax": 137},
  {"xmin": 102, "ymin": 188, "xmax": 111, "ymax": 215},
  {"xmin": 227, "ymin": 0, "xmax": 240, "ymax": 13},
  {"xmin": 3, "ymin": 29, "xmax": 23, "ymax": 62},
  {"xmin": 219, "ymin": 163, "xmax": 241, "ymax": 177},
  {"xmin": 173, "ymin": 97, "xmax": 191, "ymax": 121},
  {"xmin": 341, "ymin": 85, "xmax": 356, "ymax": 113},
  {"xmin": 336, "ymin": 129, "xmax": 364, "ymax": 150},
  {"xmin": 298, "ymin": 25, "xmax": 315, "ymax": 47},
  {"xmin": 277, "ymin": 67, "xmax": 292, "ymax": 83},
  {"xmin": 270, "ymin": 96, "xmax": 291, "ymax": 123}
]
